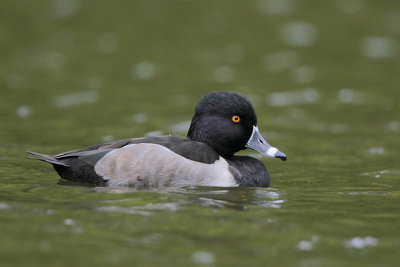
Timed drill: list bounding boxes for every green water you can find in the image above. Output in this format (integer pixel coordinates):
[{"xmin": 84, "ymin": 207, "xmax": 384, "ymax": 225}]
[{"xmin": 1, "ymin": 1, "xmax": 400, "ymax": 266}]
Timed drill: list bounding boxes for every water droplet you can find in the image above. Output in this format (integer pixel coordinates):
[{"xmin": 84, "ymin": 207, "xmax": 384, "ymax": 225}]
[
  {"xmin": 52, "ymin": 0, "xmax": 80, "ymax": 18},
  {"xmin": 98, "ymin": 32, "xmax": 118, "ymax": 53},
  {"xmin": 267, "ymin": 88, "xmax": 319, "ymax": 106},
  {"xmin": 64, "ymin": 218, "xmax": 76, "ymax": 226},
  {"xmin": 344, "ymin": 236, "xmax": 378, "ymax": 249},
  {"xmin": 338, "ymin": 88, "xmax": 355, "ymax": 103},
  {"xmin": 145, "ymin": 130, "xmax": 162, "ymax": 137},
  {"xmin": 214, "ymin": 66, "xmax": 234, "ymax": 83},
  {"xmin": 334, "ymin": 0, "xmax": 365, "ymax": 14},
  {"xmin": 203, "ymin": 12, "xmax": 227, "ymax": 36},
  {"xmin": 255, "ymin": 0, "xmax": 296, "ymax": 15},
  {"xmin": 53, "ymin": 91, "xmax": 99, "ymax": 108},
  {"xmin": 17, "ymin": 105, "xmax": 32, "ymax": 118},
  {"xmin": 131, "ymin": 61, "xmax": 155, "ymax": 80},
  {"xmin": 361, "ymin": 36, "xmax": 398, "ymax": 59},
  {"xmin": 133, "ymin": 113, "xmax": 148, "ymax": 124},
  {"xmin": 291, "ymin": 66, "xmax": 315, "ymax": 84},
  {"xmin": 44, "ymin": 52, "xmax": 65, "ymax": 70},
  {"xmin": 7, "ymin": 74, "xmax": 28, "ymax": 89},
  {"xmin": 387, "ymin": 121, "xmax": 399, "ymax": 131},
  {"xmin": 169, "ymin": 121, "xmax": 191, "ymax": 133},
  {"xmin": 281, "ymin": 22, "xmax": 318, "ymax": 47},
  {"xmin": 263, "ymin": 50, "xmax": 300, "ymax": 72},
  {"xmin": 384, "ymin": 10, "xmax": 400, "ymax": 34},
  {"xmin": 0, "ymin": 203, "xmax": 11, "ymax": 210},
  {"xmin": 191, "ymin": 251, "xmax": 215, "ymax": 264},
  {"xmin": 368, "ymin": 147, "xmax": 386, "ymax": 155},
  {"xmin": 102, "ymin": 135, "xmax": 114, "ymax": 142},
  {"xmin": 84, "ymin": 76, "xmax": 103, "ymax": 90},
  {"xmin": 223, "ymin": 44, "xmax": 244, "ymax": 63},
  {"xmin": 297, "ymin": 240, "xmax": 314, "ymax": 251}
]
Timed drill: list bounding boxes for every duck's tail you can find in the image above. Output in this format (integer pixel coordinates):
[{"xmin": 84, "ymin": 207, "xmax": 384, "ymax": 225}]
[{"xmin": 27, "ymin": 151, "xmax": 70, "ymax": 167}]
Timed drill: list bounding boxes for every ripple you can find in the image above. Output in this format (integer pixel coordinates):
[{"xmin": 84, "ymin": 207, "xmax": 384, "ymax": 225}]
[{"xmin": 96, "ymin": 202, "xmax": 180, "ymax": 216}]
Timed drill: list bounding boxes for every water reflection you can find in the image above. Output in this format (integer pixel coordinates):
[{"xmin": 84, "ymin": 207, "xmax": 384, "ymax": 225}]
[{"xmin": 93, "ymin": 185, "xmax": 286, "ymax": 214}]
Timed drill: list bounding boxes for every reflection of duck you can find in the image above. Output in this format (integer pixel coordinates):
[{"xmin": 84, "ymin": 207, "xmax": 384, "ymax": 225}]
[{"xmin": 29, "ymin": 91, "xmax": 286, "ymax": 187}]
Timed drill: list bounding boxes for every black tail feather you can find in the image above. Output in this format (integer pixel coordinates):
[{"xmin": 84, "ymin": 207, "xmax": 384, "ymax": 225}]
[{"xmin": 27, "ymin": 151, "xmax": 70, "ymax": 167}]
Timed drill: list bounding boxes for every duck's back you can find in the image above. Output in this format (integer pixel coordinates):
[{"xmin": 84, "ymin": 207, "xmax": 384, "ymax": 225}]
[{"xmin": 29, "ymin": 136, "xmax": 237, "ymax": 187}]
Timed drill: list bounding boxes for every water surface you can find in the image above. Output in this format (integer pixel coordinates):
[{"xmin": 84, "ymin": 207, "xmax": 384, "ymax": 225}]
[{"xmin": 1, "ymin": 1, "xmax": 400, "ymax": 266}]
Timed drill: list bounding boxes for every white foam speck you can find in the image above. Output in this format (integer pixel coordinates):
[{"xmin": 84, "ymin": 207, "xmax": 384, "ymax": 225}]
[
  {"xmin": 361, "ymin": 36, "xmax": 398, "ymax": 59},
  {"xmin": 297, "ymin": 236, "xmax": 319, "ymax": 251},
  {"xmin": 203, "ymin": 12, "xmax": 227, "ymax": 36},
  {"xmin": 387, "ymin": 121, "xmax": 399, "ymax": 131},
  {"xmin": 17, "ymin": 105, "xmax": 32, "ymax": 118},
  {"xmin": 191, "ymin": 251, "xmax": 215, "ymax": 264},
  {"xmin": 345, "ymin": 236, "xmax": 378, "ymax": 249},
  {"xmin": 83, "ymin": 76, "xmax": 103, "ymax": 90},
  {"xmin": 38, "ymin": 241, "xmax": 52, "ymax": 251},
  {"xmin": 330, "ymin": 124, "xmax": 349, "ymax": 134},
  {"xmin": 338, "ymin": 88, "xmax": 356, "ymax": 103},
  {"xmin": 281, "ymin": 22, "xmax": 318, "ymax": 47},
  {"xmin": 64, "ymin": 218, "xmax": 76, "ymax": 226},
  {"xmin": 334, "ymin": 0, "xmax": 365, "ymax": 14},
  {"xmin": 52, "ymin": 0, "xmax": 80, "ymax": 18},
  {"xmin": 384, "ymin": 10, "xmax": 400, "ymax": 34},
  {"xmin": 133, "ymin": 113, "xmax": 148, "ymax": 124},
  {"xmin": 7, "ymin": 74, "xmax": 28, "ymax": 89},
  {"xmin": 102, "ymin": 135, "xmax": 114, "ymax": 142},
  {"xmin": 255, "ymin": 0, "xmax": 295, "ymax": 15},
  {"xmin": 98, "ymin": 32, "xmax": 118, "ymax": 53},
  {"xmin": 0, "ymin": 203, "xmax": 11, "ymax": 210},
  {"xmin": 297, "ymin": 240, "xmax": 314, "ymax": 251},
  {"xmin": 214, "ymin": 66, "xmax": 234, "ymax": 83},
  {"xmin": 54, "ymin": 91, "xmax": 99, "ymax": 108},
  {"xmin": 223, "ymin": 44, "xmax": 244, "ymax": 63},
  {"xmin": 263, "ymin": 50, "xmax": 300, "ymax": 72},
  {"xmin": 368, "ymin": 147, "xmax": 386, "ymax": 155},
  {"xmin": 44, "ymin": 52, "xmax": 65, "ymax": 70},
  {"xmin": 169, "ymin": 121, "xmax": 191, "ymax": 133},
  {"xmin": 291, "ymin": 65, "xmax": 315, "ymax": 84},
  {"xmin": 145, "ymin": 130, "xmax": 163, "ymax": 137},
  {"xmin": 267, "ymin": 88, "xmax": 318, "ymax": 106},
  {"xmin": 131, "ymin": 61, "xmax": 155, "ymax": 80}
]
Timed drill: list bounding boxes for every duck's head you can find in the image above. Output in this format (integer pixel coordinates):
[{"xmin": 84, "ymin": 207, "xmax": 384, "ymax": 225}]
[{"xmin": 187, "ymin": 91, "xmax": 287, "ymax": 160}]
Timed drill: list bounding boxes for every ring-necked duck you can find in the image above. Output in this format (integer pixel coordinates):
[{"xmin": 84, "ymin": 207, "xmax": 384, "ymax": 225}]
[{"xmin": 29, "ymin": 91, "xmax": 286, "ymax": 187}]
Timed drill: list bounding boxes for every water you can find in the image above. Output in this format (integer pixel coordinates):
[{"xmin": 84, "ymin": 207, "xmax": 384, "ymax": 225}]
[{"xmin": 1, "ymin": 0, "xmax": 400, "ymax": 266}]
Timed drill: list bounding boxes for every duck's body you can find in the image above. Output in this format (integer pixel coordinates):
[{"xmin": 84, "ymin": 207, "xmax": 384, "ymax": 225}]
[{"xmin": 29, "ymin": 91, "xmax": 286, "ymax": 187}]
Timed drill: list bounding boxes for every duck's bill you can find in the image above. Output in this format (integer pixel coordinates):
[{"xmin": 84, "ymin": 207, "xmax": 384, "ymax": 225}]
[{"xmin": 245, "ymin": 126, "xmax": 287, "ymax": 161}]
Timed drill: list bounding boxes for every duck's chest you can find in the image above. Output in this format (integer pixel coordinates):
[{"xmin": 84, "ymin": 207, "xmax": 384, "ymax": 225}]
[{"xmin": 94, "ymin": 143, "xmax": 238, "ymax": 187}]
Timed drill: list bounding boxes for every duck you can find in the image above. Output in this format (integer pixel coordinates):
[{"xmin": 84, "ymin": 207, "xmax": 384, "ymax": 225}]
[{"xmin": 28, "ymin": 91, "xmax": 286, "ymax": 187}]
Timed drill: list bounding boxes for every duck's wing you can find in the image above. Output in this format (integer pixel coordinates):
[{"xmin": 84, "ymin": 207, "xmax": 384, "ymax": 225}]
[
  {"xmin": 52, "ymin": 136, "xmax": 219, "ymax": 164},
  {"xmin": 28, "ymin": 136, "xmax": 222, "ymax": 185}
]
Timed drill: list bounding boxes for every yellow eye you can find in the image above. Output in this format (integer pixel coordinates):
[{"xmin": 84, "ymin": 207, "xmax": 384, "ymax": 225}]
[{"xmin": 232, "ymin": 115, "xmax": 241, "ymax": 123}]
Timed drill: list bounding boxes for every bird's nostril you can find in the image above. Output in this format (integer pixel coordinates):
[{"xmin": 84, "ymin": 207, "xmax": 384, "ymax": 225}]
[{"xmin": 258, "ymin": 138, "xmax": 264, "ymax": 144}]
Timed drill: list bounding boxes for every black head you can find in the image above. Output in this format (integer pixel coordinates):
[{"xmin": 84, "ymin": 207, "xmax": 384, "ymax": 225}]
[{"xmin": 187, "ymin": 91, "xmax": 257, "ymax": 158}]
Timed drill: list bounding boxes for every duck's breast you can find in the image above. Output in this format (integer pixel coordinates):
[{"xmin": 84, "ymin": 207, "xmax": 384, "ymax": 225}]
[{"xmin": 94, "ymin": 143, "xmax": 238, "ymax": 187}]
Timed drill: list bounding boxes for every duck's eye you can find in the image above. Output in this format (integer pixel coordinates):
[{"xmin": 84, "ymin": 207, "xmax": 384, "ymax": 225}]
[{"xmin": 231, "ymin": 115, "xmax": 241, "ymax": 123}]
